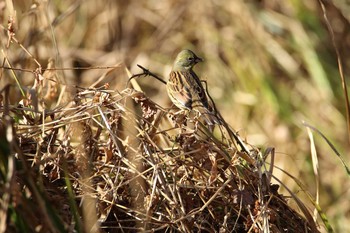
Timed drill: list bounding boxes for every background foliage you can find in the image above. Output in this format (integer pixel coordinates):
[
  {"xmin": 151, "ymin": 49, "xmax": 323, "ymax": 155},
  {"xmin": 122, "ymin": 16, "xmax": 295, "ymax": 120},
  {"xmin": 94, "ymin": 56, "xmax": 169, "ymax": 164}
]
[{"xmin": 1, "ymin": 0, "xmax": 350, "ymax": 232}]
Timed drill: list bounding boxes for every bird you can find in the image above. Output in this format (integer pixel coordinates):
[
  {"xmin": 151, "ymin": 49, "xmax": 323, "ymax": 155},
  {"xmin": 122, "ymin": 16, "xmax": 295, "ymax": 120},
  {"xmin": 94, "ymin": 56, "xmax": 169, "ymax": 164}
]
[{"xmin": 166, "ymin": 49, "xmax": 218, "ymax": 126}]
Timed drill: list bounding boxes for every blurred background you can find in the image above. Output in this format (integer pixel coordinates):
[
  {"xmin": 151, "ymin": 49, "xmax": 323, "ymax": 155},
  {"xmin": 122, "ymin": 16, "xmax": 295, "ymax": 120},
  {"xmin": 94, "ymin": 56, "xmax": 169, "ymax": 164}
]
[{"xmin": 1, "ymin": 0, "xmax": 350, "ymax": 231}]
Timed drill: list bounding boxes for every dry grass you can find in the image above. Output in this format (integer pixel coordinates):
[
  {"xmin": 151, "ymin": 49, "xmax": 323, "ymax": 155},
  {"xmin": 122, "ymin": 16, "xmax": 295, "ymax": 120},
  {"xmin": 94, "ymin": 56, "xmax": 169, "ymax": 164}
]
[
  {"xmin": 1, "ymin": 0, "xmax": 350, "ymax": 232},
  {"xmin": 0, "ymin": 71, "xmax": 319, "ymax": 232}
]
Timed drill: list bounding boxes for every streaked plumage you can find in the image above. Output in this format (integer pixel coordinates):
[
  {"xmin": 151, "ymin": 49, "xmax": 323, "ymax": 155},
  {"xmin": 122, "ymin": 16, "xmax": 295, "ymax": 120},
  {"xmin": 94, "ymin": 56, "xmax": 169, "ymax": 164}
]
[{"xmin": 167, "ymin": 49, "xmax": 218, "ymax": 125}]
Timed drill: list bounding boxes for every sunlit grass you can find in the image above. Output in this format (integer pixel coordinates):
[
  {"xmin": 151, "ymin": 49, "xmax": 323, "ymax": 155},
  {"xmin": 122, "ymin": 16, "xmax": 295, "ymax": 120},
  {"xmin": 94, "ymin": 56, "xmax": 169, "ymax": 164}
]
[{"xmin": 1, "ymin": 0, "xmax": 349, "ymax": 232}]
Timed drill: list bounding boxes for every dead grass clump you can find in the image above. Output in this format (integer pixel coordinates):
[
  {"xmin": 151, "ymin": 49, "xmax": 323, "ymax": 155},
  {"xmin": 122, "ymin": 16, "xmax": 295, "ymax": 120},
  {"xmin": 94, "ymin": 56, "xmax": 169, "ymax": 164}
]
[{"xmin": 1, "ymin": 68, "xmax": 319, "ymax": 232}]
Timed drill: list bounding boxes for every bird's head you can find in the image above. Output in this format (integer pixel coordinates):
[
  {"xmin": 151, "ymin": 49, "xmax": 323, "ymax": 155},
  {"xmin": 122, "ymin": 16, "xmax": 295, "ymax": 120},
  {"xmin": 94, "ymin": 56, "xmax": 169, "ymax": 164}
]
[{"xmin": 173, "ymin": 49, "xmax": 203, "ymax": 71}]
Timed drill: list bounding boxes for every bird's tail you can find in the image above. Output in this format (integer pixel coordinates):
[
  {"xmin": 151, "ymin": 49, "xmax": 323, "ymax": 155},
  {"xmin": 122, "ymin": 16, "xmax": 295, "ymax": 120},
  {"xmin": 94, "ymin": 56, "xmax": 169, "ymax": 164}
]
[{"xmin": 195, "ymin": 106, "xmax": 222, "ymax": 126}]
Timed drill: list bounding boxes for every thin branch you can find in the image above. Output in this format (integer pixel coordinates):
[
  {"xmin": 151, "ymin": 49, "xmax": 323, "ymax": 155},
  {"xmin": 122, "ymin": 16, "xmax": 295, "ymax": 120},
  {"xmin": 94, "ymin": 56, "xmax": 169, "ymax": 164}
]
[
  {"xmin": 126, "ymin": 64, "xmax": 166, "ymax": 88},
  {"xmin": 318, "ymin": 0, "xmax": 350, "ymax": 144},
  {"xmin": 201, "ymin": 80, "xmax": 251, "ymax": 155}
]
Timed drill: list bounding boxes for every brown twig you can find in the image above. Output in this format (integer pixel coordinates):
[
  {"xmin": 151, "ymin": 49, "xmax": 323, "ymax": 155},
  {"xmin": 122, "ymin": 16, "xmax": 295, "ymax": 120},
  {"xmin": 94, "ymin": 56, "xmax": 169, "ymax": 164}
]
[{"xmin": 126, "ymin": 64, "xmax": 167, "ymax": 88}]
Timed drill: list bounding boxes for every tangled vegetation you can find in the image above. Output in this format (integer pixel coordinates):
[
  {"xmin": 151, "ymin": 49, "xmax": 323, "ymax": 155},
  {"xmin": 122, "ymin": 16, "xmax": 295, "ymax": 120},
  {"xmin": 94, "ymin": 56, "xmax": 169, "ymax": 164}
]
[{"xmin": 1, "ymin": 0, "xmax": 349, "ymax": 232}]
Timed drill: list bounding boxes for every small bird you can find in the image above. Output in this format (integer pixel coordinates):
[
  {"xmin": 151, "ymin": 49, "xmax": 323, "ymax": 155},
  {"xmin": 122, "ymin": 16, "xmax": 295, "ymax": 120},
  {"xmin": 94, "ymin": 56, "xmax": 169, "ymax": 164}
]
[{"xmin": 166, "ymin": 49, "xmax": 218, "ymax": 126}]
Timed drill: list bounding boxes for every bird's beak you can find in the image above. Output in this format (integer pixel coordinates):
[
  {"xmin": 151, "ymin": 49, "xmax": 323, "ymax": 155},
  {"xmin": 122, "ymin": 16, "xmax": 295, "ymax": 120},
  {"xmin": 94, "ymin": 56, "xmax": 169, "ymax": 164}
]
[{"xmin": 195, "ymin": 57, "xmax": 204, "ymax": 63}]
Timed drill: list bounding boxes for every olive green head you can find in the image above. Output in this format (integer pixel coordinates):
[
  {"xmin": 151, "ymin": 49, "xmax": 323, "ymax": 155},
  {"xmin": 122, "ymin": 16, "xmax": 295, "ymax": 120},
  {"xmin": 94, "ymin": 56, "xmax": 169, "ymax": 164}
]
[{"xmin": 172, "ymin": 49, "xmax": 203, "ymax": 71}]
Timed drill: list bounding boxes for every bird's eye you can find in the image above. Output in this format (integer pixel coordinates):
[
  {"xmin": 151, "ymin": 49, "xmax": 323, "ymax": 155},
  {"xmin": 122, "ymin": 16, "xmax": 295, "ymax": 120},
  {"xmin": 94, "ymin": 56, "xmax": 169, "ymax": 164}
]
[{"xmin": 188, "ymin": 57, "xmax": 194, "ymax": 61}]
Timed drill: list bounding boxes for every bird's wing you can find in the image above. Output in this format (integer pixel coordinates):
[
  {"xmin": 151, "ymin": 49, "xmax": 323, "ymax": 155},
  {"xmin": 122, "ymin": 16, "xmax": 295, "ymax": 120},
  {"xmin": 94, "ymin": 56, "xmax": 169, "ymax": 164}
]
[
  {"xmin": 188, "ymin": 70, "xmax": 212, "ymax": 111},
  {"xmin": 168, "ymin": 71, "xmax": 193, "ymax": 110}
]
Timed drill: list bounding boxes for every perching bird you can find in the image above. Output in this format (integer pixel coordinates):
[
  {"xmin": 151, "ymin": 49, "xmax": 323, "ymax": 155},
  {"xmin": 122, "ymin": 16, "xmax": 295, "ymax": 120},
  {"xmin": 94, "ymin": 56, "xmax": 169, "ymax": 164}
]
[{"xmin": 166, "ymin": 49, "xmax": 218, "ymax": 126}]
